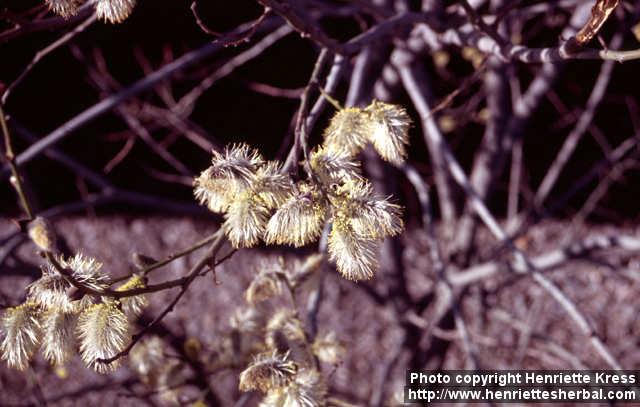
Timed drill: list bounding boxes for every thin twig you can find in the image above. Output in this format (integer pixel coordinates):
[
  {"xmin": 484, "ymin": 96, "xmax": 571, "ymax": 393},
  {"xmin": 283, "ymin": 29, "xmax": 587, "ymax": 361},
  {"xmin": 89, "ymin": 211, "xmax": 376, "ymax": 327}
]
[
  {"xmin": 282, "ymin": 48, "xmax": 330, "ymax": 173},
  {"xmin": 175, "ymin": 24, "xmax": 293, "ymax": 113},
  {"xmin": 534, "ymin": 33, "xmax": 622, "ymax": 207},
  {"xmin": 109, "ymin": 231, "xmax": 222, "ymax": 284},
  {"xmin": 282, "ymin": 54, "xmax": 346, "ymax": 170},
  {"xmin": 97, "ymin": 231, "xmax": 227, "ymax": 364},
  {"xmin": 1, "ymin": 12, "xmax": 98, "ymax": 104},
  {"xmin": 1, "ymin": 104, "xmax": 34, "ymax": 219},
  {"xmin": 400, "ymin": 64, "xmax": 624, "ymax": 370},
  {"xmin": 0, "ymin": 4, "xmax": 93, "ymax": 44},
  {"xmin": 2, "ymin": 16, "xmax": 283, "ymax": 175}
]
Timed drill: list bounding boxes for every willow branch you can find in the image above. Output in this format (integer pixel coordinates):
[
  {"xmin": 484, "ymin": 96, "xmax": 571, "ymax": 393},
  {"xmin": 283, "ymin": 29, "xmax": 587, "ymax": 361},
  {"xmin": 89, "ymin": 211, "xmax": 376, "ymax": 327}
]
[
  {"xmin": 534, "ymin": 33, "xmax": 622, "ymax": 207},
  {"xmin": 282, "ymin": 48, "xmax": 330, "ymax": 173},
  {"xmin": 0, "ymin": 4, "xmax": 93, "ymax": 44},
  {"xmin": 1, "ymin": 104, "xmax": 34, "ymax": 219},
  {"xmin": 96, "ymin": 231, "xmax": 227, "ymax": 365},
  {"xmin": 48, "ymin": 231, "xmax": 231, "ymax": 299},
  {"xmin": 2, "ymin": 16, "xmax": 283, "ymax": 176},
  {"xmin": 109, "ymin": 231, "xmax": 223, "ymax": 284},
  {"xmin": 400, "ymin": 65, "xmax": 623, "ymax": 370},
  {"xmin": 1, "ymin": 12, "xmax": 98, "ymax": 104}
]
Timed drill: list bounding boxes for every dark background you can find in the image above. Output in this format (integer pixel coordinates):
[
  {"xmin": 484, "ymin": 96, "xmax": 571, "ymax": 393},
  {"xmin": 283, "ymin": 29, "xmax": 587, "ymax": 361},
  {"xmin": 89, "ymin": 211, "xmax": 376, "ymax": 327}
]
[{"xmin": 1, "ymin": 0, "xmax": 639, "ymax": 222}]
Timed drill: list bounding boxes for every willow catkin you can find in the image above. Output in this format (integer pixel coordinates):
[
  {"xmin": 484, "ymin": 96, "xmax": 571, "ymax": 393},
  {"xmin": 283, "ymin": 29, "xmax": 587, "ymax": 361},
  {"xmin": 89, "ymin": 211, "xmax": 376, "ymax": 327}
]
[
  {"xmin": 41, "ymin": 310, "xmax": 78, "ymax": 365},
  {"xmin": 0, "ymin": 302, "xmax": 42, "ymax": 370},
  {"xmin": 328, "ymin": 217, "xmax": 378, "ymax": 281},
  {"xmin": 364, "ymin": 100, "xmax": 412, "ymax": 165},
  {"xmin": 264, "ymin": 184, "xmax": 326, "ymax": 248},
  {"xmin": 323, "ymin": 107, "xmax": 370, "ymax": 156},
  {"xmin": 95, "ymin": 0, "xmax": 137, "ymax": 23},
  {"xmin": 45, "ymin": 0, "xmax": 83, "ymax": 18},
  {"xmin": 239, "ymin": 350, "xmax": 297, "ymax": 393},
  {"xmin": 77, "ymin": 302, "xmax": 131, "ymax": 373}
]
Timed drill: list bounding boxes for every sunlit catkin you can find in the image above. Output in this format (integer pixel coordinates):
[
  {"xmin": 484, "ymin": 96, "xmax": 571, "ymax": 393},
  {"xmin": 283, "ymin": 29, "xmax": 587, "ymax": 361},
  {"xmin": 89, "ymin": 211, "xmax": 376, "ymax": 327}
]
[
  {"xmin": 194, "ymin": 167, "xmax": 234, "ymax": 213},
  {"xmin": 193, "ymin": 100, "xmax": 410, "ymax": 281},
  {"xmin": 264, "ymin": 184, "xmax": 326, "ymax": 248},
  {"xmin": 309, "ymin": 146, "xmax": 361, "ymax": 185},
  {"xmin": 224, "ymin": 192, "xmax": 271, "ymax": 248},
  {"xmin": 46, "ymin": 0, "xmax": 83, "ymax": 18},
  {"xmin": 195, "ymin": 144, "xmax": 296, "ymax": 248},
  {"xmin": 27, "ymin": 253, "xmax": 108, "ymax": 313},
  {"xmin": 77, "ymin": 302, "xmax": 131, "ymax": 373},
  {"xmin": 337, "ymin": 179, "xmax": 403, "ymax": 239},
  {"xmin": 41, "ymin": 310, "xmax": 77, "ymax": 365},
  {"xmin": 349, "ymin": 197, "xmax": 403, "ymax": 239},
  {"xmin": 364, "ymin": 100, "xmax": 411, "ymax": 165},
  {"xmin": 328, "ymin": 218, "xmax": 378, "ymax": 281},
  {"xmin": 252, "ymin": 161, "xmax": 292, "ymax": 209},
  {"xmin": 323, "ymin": 107, "xmax": 370, "ymax": 155},
  {"xmin": 0, "ymin": 302, "xmax": 42, "ymax": 370},
  {"xmin": 27, "ymin": 268, "xmax": 76, "ymax": 313},
  {"xmin": 62, "ymin": 253, "xmax": 110, "ymax": 292},
  {"xmin": 209, "ymin": 143, "xmax": 264, "ymax": 185},
  {"xmin": 95, "ymin": 0, "xmax": 137, "ymax": 23}
]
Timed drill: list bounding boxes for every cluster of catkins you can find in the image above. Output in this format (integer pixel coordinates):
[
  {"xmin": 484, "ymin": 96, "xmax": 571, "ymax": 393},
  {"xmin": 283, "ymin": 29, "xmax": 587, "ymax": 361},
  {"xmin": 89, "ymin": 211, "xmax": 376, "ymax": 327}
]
[
  {"xmin": 230, "ymin": 256, "xmax": 345, "ymax": 406},
  {"xmin": 0, "ymin": 249, "xmax": 148, "ymax": 373},
  {"xmin": 194, "ymin": 100, "xmax": 411, "ymax": 281},
  {"xmin": 129, "ymin": 335, "xmax": 188, "ymax": 405},
  {"xmin": 125, "ymin": 256, "xmax": 342, "ymax": 406},
  {"xmin": 46, "ymin": 0, "xmax": 136, "ymax": 23}
]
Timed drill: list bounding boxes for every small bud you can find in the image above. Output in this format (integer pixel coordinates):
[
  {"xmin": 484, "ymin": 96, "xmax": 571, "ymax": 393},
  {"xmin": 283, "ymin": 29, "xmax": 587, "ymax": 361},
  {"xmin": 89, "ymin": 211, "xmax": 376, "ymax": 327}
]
[
  {"xmin": 132, "ymin": 252, "xmax": 157, "ymax": 270},
  {"xmin": 183, "ymin": 337, "xmax": 202, "ymax": 361},
  {"xmin": 28, "ymin": 217, "xmax": 57, "ymax": 253},
  {"xmin": 116, "ymin": 274, "xmax": 148, "ymax": 318},
  {"xmin": 433, "ymin": 50, "xmax": 450, "ymax": 68},
  {"xmin": 54, "ymin": 365, "xmax": 68, "ymax": 379}
]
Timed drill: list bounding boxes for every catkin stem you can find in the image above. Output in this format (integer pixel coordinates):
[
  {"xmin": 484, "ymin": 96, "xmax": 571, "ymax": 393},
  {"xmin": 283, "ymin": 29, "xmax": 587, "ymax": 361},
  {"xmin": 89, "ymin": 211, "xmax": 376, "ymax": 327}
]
[
  {"xmin": 316, "ymin": 86, "xmax": 343, "ymax": 110},
  {"xmin": 1, "ymin": 104, "xmax": 34, "ymax": 220}
]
